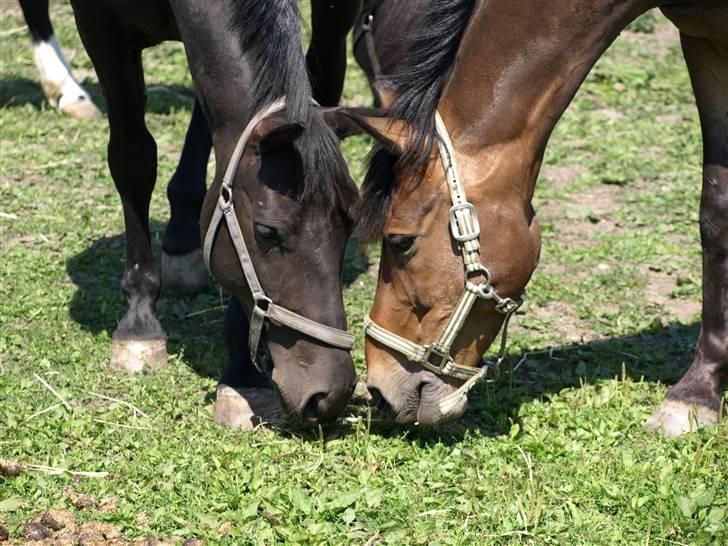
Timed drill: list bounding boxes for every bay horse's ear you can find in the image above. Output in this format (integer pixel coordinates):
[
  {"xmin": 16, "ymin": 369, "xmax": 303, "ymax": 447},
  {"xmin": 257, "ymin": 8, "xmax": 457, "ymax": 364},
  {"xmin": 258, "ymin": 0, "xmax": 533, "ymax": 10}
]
[
  {"xmin": 320, "ymin": 107, "xmax": 408, "ymax": 153},
  {"xmin": 253, "ymin": 112, "xmax": 305, "ymax": 153}
]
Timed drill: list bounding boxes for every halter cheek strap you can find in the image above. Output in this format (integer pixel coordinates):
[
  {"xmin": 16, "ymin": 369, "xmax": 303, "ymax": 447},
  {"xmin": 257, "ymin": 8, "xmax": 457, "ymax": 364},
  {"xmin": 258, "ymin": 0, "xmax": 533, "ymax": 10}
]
[
  {"xmin": 203, "ymin": 98, "xmax": 354, "ymax": 374},
  {"xmin": 364, "ymin": 111, "xmax": 524, "ymax": 414}
]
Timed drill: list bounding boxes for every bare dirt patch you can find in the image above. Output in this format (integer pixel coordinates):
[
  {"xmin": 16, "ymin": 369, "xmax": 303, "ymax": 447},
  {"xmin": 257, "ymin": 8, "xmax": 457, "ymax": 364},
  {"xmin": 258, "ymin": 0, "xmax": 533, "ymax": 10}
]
[
  {"xmin": 512, "ymin": 301, "xmax": 598, "ymax": 345},
  {"xmin": 619, "ymin": 17, "xmax": 680, "ymax": 60},
  {"xmin": 642, "ymin": 266, "xmax": 701, "ymax": 323}
]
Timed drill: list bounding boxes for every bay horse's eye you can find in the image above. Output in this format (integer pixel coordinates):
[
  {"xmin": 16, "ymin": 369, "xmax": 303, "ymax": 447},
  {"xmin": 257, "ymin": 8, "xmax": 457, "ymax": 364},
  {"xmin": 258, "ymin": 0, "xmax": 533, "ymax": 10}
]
[{"xmin": 386, "ymin": 234, "xmax": 416, "ymax": 256}]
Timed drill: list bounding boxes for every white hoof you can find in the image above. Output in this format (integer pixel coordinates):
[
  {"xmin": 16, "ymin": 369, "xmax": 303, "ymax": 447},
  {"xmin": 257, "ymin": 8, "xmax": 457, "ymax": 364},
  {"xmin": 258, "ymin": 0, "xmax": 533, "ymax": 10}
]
[
  {"xmin": 214, "ymin": 385, "xmax": 284, "ymax": 430},
  {"xmin": 60, "ymin": 96, "xmax": 101, "ymax": 119},
  {"xmin": 161, "ymin": 249, "xmax": 209, "ymax": 294},
  {"xmin": 110, "ymin": 339, "xmax": 167, "ymax": 374},
  {"xmin": 644, "ymin": 399, "xmax": 719, "ymax": 437}
]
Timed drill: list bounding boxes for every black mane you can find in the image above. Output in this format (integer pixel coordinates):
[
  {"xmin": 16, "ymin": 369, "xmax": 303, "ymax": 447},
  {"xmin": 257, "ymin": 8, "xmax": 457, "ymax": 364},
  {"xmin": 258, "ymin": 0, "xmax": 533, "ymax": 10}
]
[
  {"xmin": 231, "ymin": 0, "xmax": 349, "ymax": 204},
  {"xmin": 358, "ymin": 0, "xmax": 475, "ymax": 239},
  {"xmin": 388, "ymin": 0, "xmax": 476, "ymax": 175}
]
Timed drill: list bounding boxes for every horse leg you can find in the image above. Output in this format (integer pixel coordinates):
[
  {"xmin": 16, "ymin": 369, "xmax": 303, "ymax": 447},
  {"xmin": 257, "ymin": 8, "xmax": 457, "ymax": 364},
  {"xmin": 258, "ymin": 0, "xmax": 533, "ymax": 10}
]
[
  {"xmin": 19, "ymin": 0, "xmax": 100, "ymax": 118},
  {"xmin": 71, "ymin": 2, "xmax": 166, "ymax": 373},
  {"xmin": 160, "ymin": 98, "xmax": 211, "ymax": 294},
  {"xmin": 306, "ymin": 0, "xmax": 362, "ymax": 106},
  {"xmin": 646, "ymin": 32, "xmax": 728, "ymax": 435},
  {"xmin": 214, "ymin": 297, "xmax": 282, "ymax": 429}
]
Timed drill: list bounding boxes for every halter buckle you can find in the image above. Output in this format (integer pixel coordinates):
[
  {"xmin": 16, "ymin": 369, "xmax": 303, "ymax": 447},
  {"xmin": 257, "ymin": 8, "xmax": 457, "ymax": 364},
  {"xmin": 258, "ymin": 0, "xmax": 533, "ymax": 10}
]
[
  {"xmin": 362, "ymin": 14, "xmax": 374, "ymax": 31},
  {"xmin": 423, "ymin": 345, "xmax": 454, "ymax": 375},
  {"xmin": 448, "ymin": 203, "xmax": 480, "ymax": 242}
]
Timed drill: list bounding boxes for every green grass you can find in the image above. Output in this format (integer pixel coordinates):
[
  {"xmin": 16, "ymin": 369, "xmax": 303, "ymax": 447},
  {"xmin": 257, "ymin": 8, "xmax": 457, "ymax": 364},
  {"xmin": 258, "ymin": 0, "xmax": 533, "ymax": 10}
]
[{"xmin": 1, "ymin": 2, "xmax": 726, "ymax": 544}]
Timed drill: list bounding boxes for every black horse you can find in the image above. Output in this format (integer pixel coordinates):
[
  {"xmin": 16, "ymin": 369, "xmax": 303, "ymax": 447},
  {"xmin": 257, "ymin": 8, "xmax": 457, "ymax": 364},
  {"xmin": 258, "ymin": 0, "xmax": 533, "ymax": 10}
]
[{"xmin": 69, "ymin": 0, "xmax": 361, "ymax": 427}]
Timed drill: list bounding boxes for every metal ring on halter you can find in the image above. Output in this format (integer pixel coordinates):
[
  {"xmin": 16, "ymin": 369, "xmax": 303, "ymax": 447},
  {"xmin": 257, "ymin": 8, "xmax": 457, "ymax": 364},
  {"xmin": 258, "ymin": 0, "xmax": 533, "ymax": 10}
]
[
  {"xmin": 220, "ymin": 181, "xmax": 233, "ymax": 204},
  {"xmin": 362, "ymin": 13, "xmax": 373, "ymax": 31}
]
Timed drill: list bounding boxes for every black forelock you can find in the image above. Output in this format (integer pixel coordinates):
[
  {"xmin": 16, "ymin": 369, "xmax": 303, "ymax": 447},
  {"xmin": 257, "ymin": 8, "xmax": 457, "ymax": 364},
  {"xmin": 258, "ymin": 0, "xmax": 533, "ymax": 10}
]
[{"xmin": 231, "ymin": 0, "xmax": 350, "ymax": 205}]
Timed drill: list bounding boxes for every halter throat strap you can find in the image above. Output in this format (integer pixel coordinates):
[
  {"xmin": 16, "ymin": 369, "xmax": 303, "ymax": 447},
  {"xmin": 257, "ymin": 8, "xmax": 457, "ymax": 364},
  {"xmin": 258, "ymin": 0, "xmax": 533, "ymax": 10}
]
[
  {"xmin": 364, "ymin": 111, "xmax": 524, "ymax": 413},
  {"xmin": 202, "ymin": 98, "xmax": 354, "ymax": 373}
]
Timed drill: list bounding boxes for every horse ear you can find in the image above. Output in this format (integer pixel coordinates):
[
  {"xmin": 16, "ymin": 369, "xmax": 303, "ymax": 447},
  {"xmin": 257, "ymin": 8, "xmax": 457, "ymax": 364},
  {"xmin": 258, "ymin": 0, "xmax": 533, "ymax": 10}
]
[
  {"xmin": 320, "ymin": 107, "xmax": 407, "ymax": 152},
  {"xmin": 253, "ymin": 113, "xmax": 305, "ymax": 152},
  {"xmin": 373, "ymin": 81, "xmax": 397, "ymax": 109}
]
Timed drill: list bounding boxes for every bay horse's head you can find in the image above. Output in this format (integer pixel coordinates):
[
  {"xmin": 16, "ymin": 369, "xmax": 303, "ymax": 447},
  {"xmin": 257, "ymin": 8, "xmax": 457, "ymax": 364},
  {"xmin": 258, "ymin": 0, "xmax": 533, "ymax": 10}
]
[
  {"xmin": 202, "ymin": 102, "xmax": 360, "ymax": 426},
  {"xmin": 332, "ymin": 105, "xmax": 541, "ymax": 425}
]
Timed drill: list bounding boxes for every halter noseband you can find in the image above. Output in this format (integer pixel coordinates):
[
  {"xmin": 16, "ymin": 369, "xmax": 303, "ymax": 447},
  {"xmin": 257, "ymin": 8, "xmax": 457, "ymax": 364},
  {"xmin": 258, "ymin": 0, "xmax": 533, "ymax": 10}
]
[
  {"xmin": 203, "ymin": 98, "xmax": 354, "ymax": 374},
  {"xmin": 364, "ymin": 111, "xmax": 524, "ymax": 414}
]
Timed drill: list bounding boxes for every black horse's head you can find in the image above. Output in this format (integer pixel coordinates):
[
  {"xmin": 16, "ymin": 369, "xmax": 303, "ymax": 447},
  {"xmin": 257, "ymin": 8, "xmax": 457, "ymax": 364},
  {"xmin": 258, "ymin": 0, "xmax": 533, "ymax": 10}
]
[{"xmin": 202, "ymin": 105, "xmax": 360, "ymax": 426}]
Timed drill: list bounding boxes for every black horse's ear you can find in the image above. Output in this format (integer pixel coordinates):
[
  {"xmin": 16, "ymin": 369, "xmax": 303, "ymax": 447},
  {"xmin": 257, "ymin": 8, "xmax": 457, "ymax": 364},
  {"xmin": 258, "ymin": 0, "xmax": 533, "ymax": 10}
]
[
  {"xmin": 320, "ymin": 107, "xmax": 407, "ymax": 153},
  {"xmin": 254, "ymin": 114, "xmax": 305, "ymax": 153}
]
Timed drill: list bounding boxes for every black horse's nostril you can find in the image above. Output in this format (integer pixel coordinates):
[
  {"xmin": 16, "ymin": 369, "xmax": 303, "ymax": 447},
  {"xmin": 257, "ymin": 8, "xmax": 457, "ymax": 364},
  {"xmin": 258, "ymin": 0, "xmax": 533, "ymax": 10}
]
[{"xmin": 303, "ymin": 392, "xmax": 327, "ymax": 421}]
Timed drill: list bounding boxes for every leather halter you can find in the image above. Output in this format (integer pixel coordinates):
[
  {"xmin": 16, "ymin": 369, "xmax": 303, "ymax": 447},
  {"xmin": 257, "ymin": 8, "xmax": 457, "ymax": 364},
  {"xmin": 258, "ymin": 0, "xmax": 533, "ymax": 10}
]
[
  {"xmin": 203, "ymin": 98, "xmax": 354, "ymax": 374},
  {"xmin": 364, "ymin": 112, "xmax": 524, "ymax": 414}
]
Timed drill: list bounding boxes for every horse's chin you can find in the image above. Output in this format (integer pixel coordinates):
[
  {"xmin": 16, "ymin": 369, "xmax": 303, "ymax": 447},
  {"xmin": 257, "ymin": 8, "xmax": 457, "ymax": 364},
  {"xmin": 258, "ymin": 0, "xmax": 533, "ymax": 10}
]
[{"xmin": 368, "ymin": 369, "xmax": 468, "ymax": 425}]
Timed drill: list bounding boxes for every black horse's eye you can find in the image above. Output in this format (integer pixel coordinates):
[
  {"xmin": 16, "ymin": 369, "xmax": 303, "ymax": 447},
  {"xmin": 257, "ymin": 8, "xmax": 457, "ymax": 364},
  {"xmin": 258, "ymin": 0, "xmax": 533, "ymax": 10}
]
[
  {"xmin": 386, "ymin": 234, "xmax": 416, "ymax": 256},
  {"xmin": 254, "ymin": 223, "xmax": 281, "ymax": 245}
]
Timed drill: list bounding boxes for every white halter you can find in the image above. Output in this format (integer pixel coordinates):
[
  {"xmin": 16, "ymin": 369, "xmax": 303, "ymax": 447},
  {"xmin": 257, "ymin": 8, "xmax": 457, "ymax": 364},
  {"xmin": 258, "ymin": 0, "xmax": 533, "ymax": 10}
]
[{"xmin": 364, "ymin": 111, "xmax": 524, "ymax": 414}]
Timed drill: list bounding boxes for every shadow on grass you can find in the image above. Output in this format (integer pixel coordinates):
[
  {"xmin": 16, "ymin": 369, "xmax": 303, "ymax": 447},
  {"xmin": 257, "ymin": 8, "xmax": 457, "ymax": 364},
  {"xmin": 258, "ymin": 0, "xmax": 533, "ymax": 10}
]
[
  {"xmin": 66, "ymin": 224, "xmax": 370, "ymax": 380},
  {"xmin": 330, "ymin": 323, "xmax": 701, "ymax": 446},
  {"xmin": 0, "ymin": 78, "xmax": 195, "ymax": 115}
]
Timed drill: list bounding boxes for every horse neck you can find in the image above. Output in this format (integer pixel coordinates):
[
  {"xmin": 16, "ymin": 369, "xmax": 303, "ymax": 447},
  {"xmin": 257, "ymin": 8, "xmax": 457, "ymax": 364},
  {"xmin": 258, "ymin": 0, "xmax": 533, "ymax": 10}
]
[{"xmin": 439, "ymin": 0, "xmax": 657, "ymax": 204}]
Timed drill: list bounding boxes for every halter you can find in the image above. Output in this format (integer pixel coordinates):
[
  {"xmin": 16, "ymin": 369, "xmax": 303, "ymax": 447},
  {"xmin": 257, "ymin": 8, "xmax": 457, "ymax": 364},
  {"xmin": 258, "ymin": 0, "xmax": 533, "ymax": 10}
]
[
  {"xmin": 203, "ymin": 98, "xmax": 354, "ymax": 374},
  {"xmin": 364, "ymin": 111, "xmax": 524, "ymax": 414}
]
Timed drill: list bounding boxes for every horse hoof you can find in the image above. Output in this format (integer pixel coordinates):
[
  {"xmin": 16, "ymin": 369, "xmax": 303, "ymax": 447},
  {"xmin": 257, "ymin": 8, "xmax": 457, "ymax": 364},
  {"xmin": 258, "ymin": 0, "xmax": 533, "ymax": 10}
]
[
  {"xmin": 644, "ymin": 399, "xmax": 719, "ymax": 437},
  {"xmin": 161, "ymin": 249, "xmax": 209, "ymax": 294},
  {"xmin": 60, "ymin": 96, "xmax": 102, "ymax": 119},
  {"xmin": 110, "ymin": 339, "xmax": 168, "ymax": 374},
  {"xmin": 214, "ymin": 385, "xmax": 284, "ymax": 430}
]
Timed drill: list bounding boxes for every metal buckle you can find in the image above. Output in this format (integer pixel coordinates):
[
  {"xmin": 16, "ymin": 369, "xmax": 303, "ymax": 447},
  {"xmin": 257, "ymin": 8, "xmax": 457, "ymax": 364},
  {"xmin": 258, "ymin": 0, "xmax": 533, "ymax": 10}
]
[
  {"xmin": 448, "ymin": 203, "xmax": 480, "ymax": 242},
  {"xmin": 362, "ymin": 14, "xmax": 373, "ymax": 31},
  {"xmin": 220, "ymin": 180, "xmax": 233, "ymax": 204},
  {"xmin": 495, "ymin": 293, "xmax": 525, "ymax": 315},
  {"xmin": 423, "ymin": 345, "xmax": 453, "ymax": 375}
]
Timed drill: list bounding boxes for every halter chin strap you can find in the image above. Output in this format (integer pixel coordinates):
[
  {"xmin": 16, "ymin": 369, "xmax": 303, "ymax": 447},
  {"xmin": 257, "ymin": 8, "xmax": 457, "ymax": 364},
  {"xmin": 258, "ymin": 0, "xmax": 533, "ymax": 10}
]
[
  {"xmin": 364, "ymin": 111, "xmax": 524, "ymax": 414},
  {"xmin": 203, "ymin": 98, "xmax": 354, "ymax": 374}
]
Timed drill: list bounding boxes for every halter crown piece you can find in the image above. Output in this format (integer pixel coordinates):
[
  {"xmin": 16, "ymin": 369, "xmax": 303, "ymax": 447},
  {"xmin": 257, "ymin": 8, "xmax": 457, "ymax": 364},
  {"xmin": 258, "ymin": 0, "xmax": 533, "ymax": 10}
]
[
  {"xmin": 364, "ymin": 111, "xmax": 524, "ymax": 414},
  {"xmin": 203, "ymin": 98, "xmax": 354, "ymax": 375}
]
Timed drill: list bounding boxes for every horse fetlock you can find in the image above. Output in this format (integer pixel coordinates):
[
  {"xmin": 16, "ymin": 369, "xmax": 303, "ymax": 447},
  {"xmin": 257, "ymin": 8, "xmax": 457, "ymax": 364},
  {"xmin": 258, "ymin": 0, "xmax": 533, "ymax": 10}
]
[
  {"xmin": 109, "ymin": 338, "xmax": 168, "ymax": 374},
  {"xmin": 161, "ymin": 249, "xmax": 209, "ymax": 294},
  {"xmin": 213, "ymin": 384, "xmax": 284, "ymax": 430},
  {"xmin": 644, "ymin": 398, "xmax": 720, "ymax": 437}
]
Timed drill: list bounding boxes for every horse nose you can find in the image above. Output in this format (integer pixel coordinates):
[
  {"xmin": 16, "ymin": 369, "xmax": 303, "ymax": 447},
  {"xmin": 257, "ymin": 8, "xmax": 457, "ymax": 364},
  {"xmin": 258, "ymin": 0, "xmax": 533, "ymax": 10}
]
[{"xmin": 301, "ymin": 380, "xmax": 355, "ymax": 424}]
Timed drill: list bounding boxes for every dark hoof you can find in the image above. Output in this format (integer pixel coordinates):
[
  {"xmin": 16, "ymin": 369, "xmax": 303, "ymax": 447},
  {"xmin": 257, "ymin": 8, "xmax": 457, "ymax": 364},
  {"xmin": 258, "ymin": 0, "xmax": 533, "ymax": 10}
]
[
  {"xmin": 214, "ymin": 385, "xmax": 284, "ymax": 430},
  {"xmin": 110, "ymin": 339, "xmax": 167, "ymax": 374},
  {"xmin": 644, "ymin": 399, "xmax": 719, "ymax": 436},
  {"xmin": 161, "ymin": 249, "xmax": 209, "ymax": 294}
]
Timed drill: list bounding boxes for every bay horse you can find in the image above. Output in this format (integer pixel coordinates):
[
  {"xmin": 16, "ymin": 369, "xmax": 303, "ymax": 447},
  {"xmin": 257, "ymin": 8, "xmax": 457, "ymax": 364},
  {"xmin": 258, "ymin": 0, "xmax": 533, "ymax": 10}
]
[
  {"xmin": 69, "ymin": 0, "xmax": 361, "ymax": 427},
  {"xmin": 339, "ymin": 0, "xmax": 727, "ymax": 433}
]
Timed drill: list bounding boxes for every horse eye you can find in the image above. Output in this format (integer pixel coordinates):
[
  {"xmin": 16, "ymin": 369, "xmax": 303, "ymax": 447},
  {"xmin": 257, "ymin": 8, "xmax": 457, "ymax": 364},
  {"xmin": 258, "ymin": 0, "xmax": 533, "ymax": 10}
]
[
  {"xmin": 254, "ymin": 223, "xmax": 280, "ymax": 241},
  {"xmin": 386, "ymin": 234, "xmax": 416, "ymax": 255}
]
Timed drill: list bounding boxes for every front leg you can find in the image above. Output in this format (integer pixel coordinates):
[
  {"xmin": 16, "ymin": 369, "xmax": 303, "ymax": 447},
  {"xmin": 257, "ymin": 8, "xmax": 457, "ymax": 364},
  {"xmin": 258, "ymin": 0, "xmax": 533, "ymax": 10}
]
[
  {"xmin": 306, "ymin": 0, "xmax": 362, "ymax": 106},
  {"xmin": 646, "ymin": 32, "xmax": 728, "ymax": 435},
  {"xmin": 214, "ymin": 297, "xmax": 282, "ymax": 430},
  {"xmin": 72, "ymin": 1, "xmax": 167, "ymax": 373}
]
